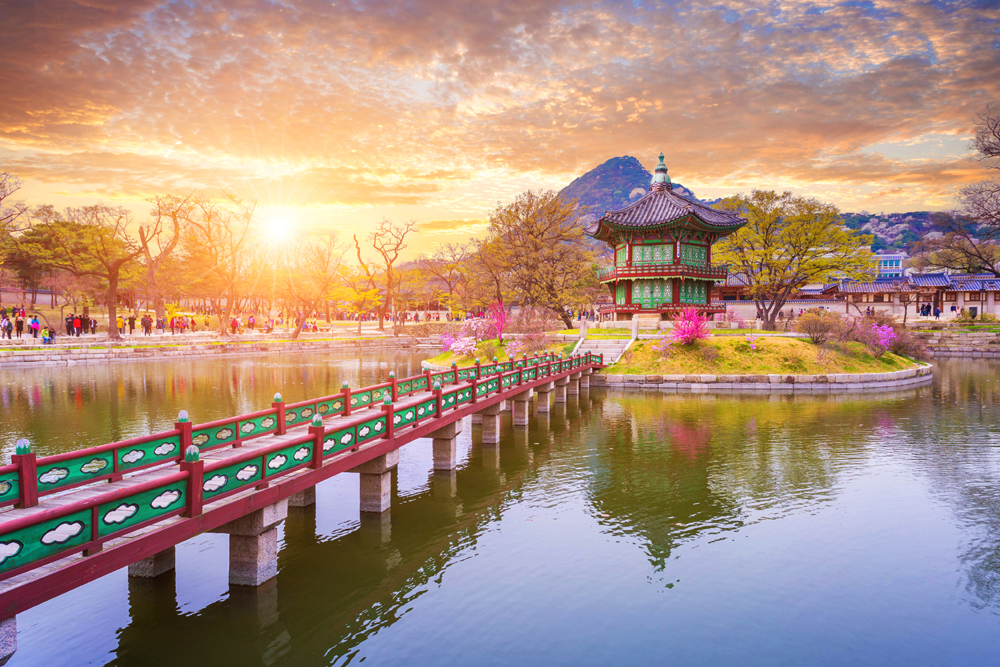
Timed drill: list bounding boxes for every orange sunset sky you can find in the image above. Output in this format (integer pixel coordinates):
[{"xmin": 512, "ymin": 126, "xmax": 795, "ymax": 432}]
[{"xmin": 1, "ymin": 0, "xmax": 999, "ymax": 256}]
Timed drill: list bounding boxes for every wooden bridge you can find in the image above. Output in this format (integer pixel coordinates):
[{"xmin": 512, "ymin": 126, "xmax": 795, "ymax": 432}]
[{"xmin": 0, "ymin": 351, "xmax": 603, "ymax": 662}]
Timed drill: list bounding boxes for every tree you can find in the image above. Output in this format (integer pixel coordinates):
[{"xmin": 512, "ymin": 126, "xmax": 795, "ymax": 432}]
[
  {"xmin": 30, "ymin": 204, "xmax": 144, "ymax": 340},
  {"xmin": 360, "ymin": 219, "xmax": 417, "ymax": 333},
  {"xmin": 478, "ymin": 190, "xmax": 599, "ymax": 328},
  {"xmin": 336, "ymin": 266, "xmax": 382, "ymax": 336},
  {"xmin": 138, "ymin": 195, "xmax": 189, "ymax": 320},
  {"xmin": 183, "ymin": 194, "xmax": 259, "ymax": 336},
  {"xmin": 0, "ymin": 171, "xmax": 29, "ymax": 238},
  {"xmin": 277, "ymin": 234, "xmax": 346, "ymax": 339},
  {"xmin": 713, "ymin": 190, "xmax": 875, "ymax": 330},
  {"xmin": 913, "ymin": 102, "xmax": 1000, "ymax": 274},
  {"xmin": 417, "ymin": 242, "xmax": 469, "ymax": 311}
]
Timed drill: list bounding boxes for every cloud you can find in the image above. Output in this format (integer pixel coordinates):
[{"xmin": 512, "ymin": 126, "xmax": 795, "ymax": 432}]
[
  {"xmin": 359, "ymin": 426, "xmax": 371, "ymax": 438},
  {"xmin": 41, "ymin": 521, "xmax": 84, "ymax": 545},
  {"xmin": 203, "ymin": 474, "xmax": 228, "ymax": 492},
  {"xmin": 150, "ymin": 489, "xmax": 182, "ymax": 509},
  {"xmin": 121, "ymin": 450, "xmax": 145, "ymax": 464},
  {"xmin": 153, "ymin": 442, "xmax": 176, "ymax": 457},
  {"xmin": 39, "ymin": 468, "xmax": 69, "ymax": 485},
  {"xmin": 261, "ymin": 417, "xmax": 276, "ymax": 429},
  {"xmin": 293, "ymin": 447, "xmax": 309, "ymax": 461},
  {"xmin": 0, "ymin": 542, "xmax": 21, "ymax": 565},
  {"xmin": 102, "ymin": 503, "xmax": 138, "ymax": 525},
  {"xmin": 267, "ymin": 455, "xmax": 287, "ymax": 470},
  {"xmin": 192, "ymin": 434, "xmax": 210, "ymax": 446},
  {"xmin": 80, "ymin": 458, "xmax": 108, "ymax": 474},
  {"xmin": 2, "ymin": 0, "xmax": 998, "ymax": 217},
  {"xmin": 215, "ymin": 428, "xmax": 234, "ymax": 441},
  {"xmin": 240, "ymin": 422, "xmax": 257, "ymax": 434},
  {"xmin": 340, "ymin": 432, "xmax": 353, "ymax": 445}
]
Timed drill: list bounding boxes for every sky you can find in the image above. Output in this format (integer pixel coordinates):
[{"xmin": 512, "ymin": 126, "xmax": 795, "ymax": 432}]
[{"xmin": 1, "ymin": 0, "xmax": 999, "ymax": 257}]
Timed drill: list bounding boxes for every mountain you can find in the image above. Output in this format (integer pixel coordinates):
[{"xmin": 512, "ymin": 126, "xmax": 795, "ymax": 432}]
[
  {"xmin": 561, "ymin": 156, "xmax": 951, "ymax": 256},
  {"xmin": 559, "ymin": 156, "xmax": 698, "ymax": 220}
]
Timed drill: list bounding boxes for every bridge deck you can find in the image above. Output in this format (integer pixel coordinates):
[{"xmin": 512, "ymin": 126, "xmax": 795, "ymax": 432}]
[{"xmin": 0, "ymin": 352, "xmax": 602, "ymax": 618}]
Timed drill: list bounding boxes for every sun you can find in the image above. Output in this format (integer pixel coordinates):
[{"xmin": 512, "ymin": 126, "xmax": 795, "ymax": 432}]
[{"xmin": 261, "ymin": 212, "xmax": 297, "ymax": 244}]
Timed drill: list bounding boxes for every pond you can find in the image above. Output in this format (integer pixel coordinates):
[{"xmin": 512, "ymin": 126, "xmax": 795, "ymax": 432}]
[{"xmin": 1, "ymin": 354, "xmax": 998, "ymax": 665}]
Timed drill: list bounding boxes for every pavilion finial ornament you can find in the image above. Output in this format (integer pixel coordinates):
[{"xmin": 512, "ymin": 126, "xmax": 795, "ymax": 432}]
[{"xmin": 651, "ymin": 152, "xmax": 672, "ymax": 192}]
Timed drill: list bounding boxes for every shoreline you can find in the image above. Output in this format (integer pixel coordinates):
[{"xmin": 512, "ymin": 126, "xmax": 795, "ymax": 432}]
[
  {"xmin": 0, "ymin": 336, "xmax": 421, "ymax": 367},
  {"xmin": 592, "ymin": 363, "xmax": 933, "ymax": 393}
]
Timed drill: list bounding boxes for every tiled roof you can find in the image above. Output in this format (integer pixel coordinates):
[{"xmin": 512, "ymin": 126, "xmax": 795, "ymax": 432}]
[
  {"xmin": 722, "ymin": 272, "xmax": 751, "ymax": 287},
  {"xmin": 592, "ymin": 188, "xmax": 746, "ymax": 231},
  {"xmin": 909, "ymin": 273, "xmax": 951, "ymax": 287},
  {"xmin": 839, "ymin": 281, "xmax": 903, "ymax": 293}
]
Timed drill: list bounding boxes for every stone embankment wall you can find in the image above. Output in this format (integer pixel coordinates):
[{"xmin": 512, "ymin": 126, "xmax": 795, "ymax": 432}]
[
  {"xmin": 0, "ymin": 337, "xmax": 417, "ymax": 367},
  {"xmin": 914, "ymin": 329, "xmax": 1000, "ymax": 358},
  {"xmin": 593, "ymin": 364, "xmax": 933, "ymax": 393}
]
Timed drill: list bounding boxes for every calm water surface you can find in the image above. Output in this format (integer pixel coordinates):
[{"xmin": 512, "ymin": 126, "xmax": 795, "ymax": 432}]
[{"xmin": 1, "ymin": 354, "xmax": 999, "ymax": 666}]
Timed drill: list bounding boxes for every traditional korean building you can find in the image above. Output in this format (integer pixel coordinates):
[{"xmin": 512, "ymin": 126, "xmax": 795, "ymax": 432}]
[{"xmin": 586, "ymin": 153, "xmax": 746, "ymax": 322}]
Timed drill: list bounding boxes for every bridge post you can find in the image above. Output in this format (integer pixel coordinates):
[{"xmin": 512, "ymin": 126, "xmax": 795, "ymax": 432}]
[
  {"xmin": 580, "ymin": 367, "xmax": 591, "ymax": 389},
  {"xmin": 568, "ymin": 372, "xmax": 581, "ymax": 396},
  {"xmin": 210, "ymin": 499, "xmax": 288, "ymax": 586},
  {"xmin": 349, "ymin": 450, "xmax": 399, "ymax": 513},
  {"xmin": 128, "ymin": 546, "xmax": 176, "ymax": 578},
  {"xmin": 535, "ymin": 381, "xmax": 554, "ymax": 413},
  {"xmin": 429, "ymin": 420, "xmax": 463, "ymax": 471},
  {"xmin": 511, "ymin": 390, "xmax": 531, "ymax": 427},
  {"xmin": 0, "ymin": 616, "xmax": 15, "ymax": 664},
  {"xmin": 554, "ymin": 376, "xmax": 569, "ymax": 403},
  {"xmin": 479, "ymin": 402, "xmax": 503, "ymax": 444}
]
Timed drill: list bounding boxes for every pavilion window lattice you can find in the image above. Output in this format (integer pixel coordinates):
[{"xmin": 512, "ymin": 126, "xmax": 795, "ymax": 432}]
[
  {"xmin": 680, "ymin": 244, "xmax": 707, "ymax": 266},
  {"xmin": 680, "ymin": 281, "xmax": 708, "ymax": 304}
]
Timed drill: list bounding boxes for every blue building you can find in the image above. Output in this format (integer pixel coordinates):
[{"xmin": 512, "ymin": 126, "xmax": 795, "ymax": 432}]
[{"xmin": 876, "ymin": 252, "xmax": 905, "ymax": 278}]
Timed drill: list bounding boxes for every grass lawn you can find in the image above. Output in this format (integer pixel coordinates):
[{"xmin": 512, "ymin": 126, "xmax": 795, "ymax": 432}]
[
  {"xmin": 426, "ymin": 339, "xmax": 577, "ymax": 366},
  {"xmin": 608, "ymin": 337, "xmax": 919, "ymax": 375},
  {"xmin": 554, "ymin": 328, "xmax": 634, "ymax": 336}
]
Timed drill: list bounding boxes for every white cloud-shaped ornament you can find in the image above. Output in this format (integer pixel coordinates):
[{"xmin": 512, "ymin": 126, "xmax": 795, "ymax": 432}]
[
  {"xmin": 268, "ymin": 455, "xmax": 287, "ymax": 470},
  {"xmin": 154, "ymin": 442, "xmax": 176, "ymax": 456},
  {"xmin": 236, "ymin": 465, "xmax": 259, "ymax": 481},
  {"xmin": 41, "ymin": 521, "xmax": 84, "ymax": 545},
  {"xmin": 103, "ymin": 503, "xmax": 138, "ymax": 525},
  {"xmin": 121, "ymin": 450, "xmax": 144, "ymax": 464},
  {"xmin": 0, "ymin": 541, "xmax": 21, "ymax": 565},
  {"xmin": 293, "ymin": 447, "xmax": 309, "ymax": 461},
  {"xmin": 150, "ymin": 489, "xmax": 182, "ymax": 509},
  {"xmin": 203, "ymin": 475, "xmax": 228, "ymax": 492},
  {"xmin": 39, "ymin": 468, "xmax": 69, "ymax": 485}
]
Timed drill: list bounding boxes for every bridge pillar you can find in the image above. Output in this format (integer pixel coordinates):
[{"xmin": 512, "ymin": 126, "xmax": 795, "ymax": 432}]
[
  {"xmin": 471, "ymin": 412, "xmax": 482, "ymax": 424},
  {"xmin": 0, "ymin": 616, "xmax": 14, "ymax": 665},
  {"xmin": 288, "ymin": 487, "xmax": 316, "ymax": 508},
  {"xmin": 128, "ymin": 546, "xmax": 176, "ymax": 578},
  {"xmin": 579, "ymin": 372, "xmax": 590, "ymax": 389},
  {"xmin": 535, "ymin": 381, "xmax": 554, "ymax": 413},
  {"xmin": 511, "ymin": 390, "xmax": 532, "ymax": 427},
  {"xmin": 568, "ymin": 372, "xmax": 581, "ymax": 396},
  {"xmin": 480, "ymin": 402, "xmax": 503, "ymax": 444},
  {"xmin": 349, "ymin": 450, "xmax": 399, "ymax": 513},
  {"xmin": 554, "ymin": 376, "xmax": 569, "ymax": 403},
  {"xmin": 430, "ymin": 420, "xmax": 463, "ymax": 471},
  {"xmin": 211, "ymin": 499, "xmax": 288, "ymax": 587}
]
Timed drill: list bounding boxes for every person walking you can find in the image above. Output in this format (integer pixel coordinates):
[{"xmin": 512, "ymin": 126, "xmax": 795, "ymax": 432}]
[
  {"xmin": 30, "ymin": 316, "xmax": 39, "ymax": 338},
  {"xmin": 72, "ymin": 314, "xmax": 81, "ymax": 336},
  {"xmin": 128, "ymin": 314, "xmax": 136, "ymax": 335},
  {"xmin": 90, "ymin": 317, "xmax": 97, "ymax": 335},
  {"xmin": 14, "ymin": 314, "xmax": 23, "ymax": 339},
  {"xmin": 116, "ymin": 314, "xmax": 125, "ymax": 335},
  {"xmin": 65, "ymin": 313, "xmax": 74, "ymax": 336}
]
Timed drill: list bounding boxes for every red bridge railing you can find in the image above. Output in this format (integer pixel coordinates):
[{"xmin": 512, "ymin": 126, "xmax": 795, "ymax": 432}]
[{"xmin": 0, "ymin": 351, "xmax": 603, "ymax": 580}]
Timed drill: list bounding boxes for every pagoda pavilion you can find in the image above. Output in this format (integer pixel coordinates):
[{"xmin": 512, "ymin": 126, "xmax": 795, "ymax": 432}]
[{"xmin": 585, "ymin": 153, "xmax": 746, "ymax": 322}]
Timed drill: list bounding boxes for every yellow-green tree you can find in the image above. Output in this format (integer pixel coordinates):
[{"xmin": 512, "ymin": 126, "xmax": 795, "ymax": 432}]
[
  {"xmin": 336, "ymin": 266, "xmax": 383, "ymax": 336},
  {"xmin": 713, "ymin": 190, "xmax": 874, "ymax": 330},
  {"xmin": 478, "ymin": 190, "xmax": 599, "ymax": 328}
]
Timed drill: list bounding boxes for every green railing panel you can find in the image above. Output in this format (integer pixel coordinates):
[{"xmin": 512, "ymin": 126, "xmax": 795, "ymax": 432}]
[
  {"xmin": 324, "ymin": 425, "xmax": 357, "ymax": 455},
  {"xmin": 0, "ymin": 508, "xmax": 90, "ymax": 574},
  {"xmin": 316, "ymin": 397, "xmax": 345, "ymax": 418},
  {"xmin": 0, "ymin": 475, "xmax": 19, "ymax": 505},
  {"xmin": 394, "ymin": 405, "xmax": 417, "ymax": 428},
  {"xmin": 285, "ymin": 405, "xmax": 318, "ymax": 427},
  {"xmin": 442, "ymin": 390, "xmax": 458, "ymax": 410},
  {"xmin": 415, "ymin": 399, "xmax": 436, "ymax": 420},
  {"xmin": 398, "ymin": 380, "xmax": 413, "ymax": 394},
  {"xmin": 349, "ymin": 390, "xmax": 373, "ymax": 409},
  {"xmin": 37, "ymin": 451, "xmax": 114, "ymax": 493},
  {"xmin": 475, "ymin": 384, "xmax": 488, "ymax": 397},
  {"xmin": 456, "ymin": 387, "xmax": 473, "ymax": 404},
  {"xmin": 118, "ymin": 433, "xmax": 183, "ymax": 471},
  {"xmin": 371, "ymin": 387, "xmax": 389, "ymax": 403},
  {"xmin": 265, "ymin": 442, "xmax": 312, "ymax": 477},
  {"xmin": 97, "ymin": 481, "xmax": 186, "ymax": 538},
  {"xmin": 357, "ymin": 415, "xmax": 387, "ymax": 443},
  {"xmin": 192, "ymin": 421, "xmax": 239, "ymax": 449},
  {"xmin": 237, "ymin": 413, "xmax": 279, "ymax": 440},
  {"xmin": 412, "ymin": 377, "xmax": 429, "ymax": 391},
  {"xmin": 202, "ymin": 458, "xmax": 263, "ymax": 499}
]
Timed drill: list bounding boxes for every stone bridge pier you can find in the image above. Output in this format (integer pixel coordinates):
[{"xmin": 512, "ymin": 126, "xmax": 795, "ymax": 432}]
[{"xmin": 210, "ymin": 499, "xmax": 289, "ymax": 587}]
